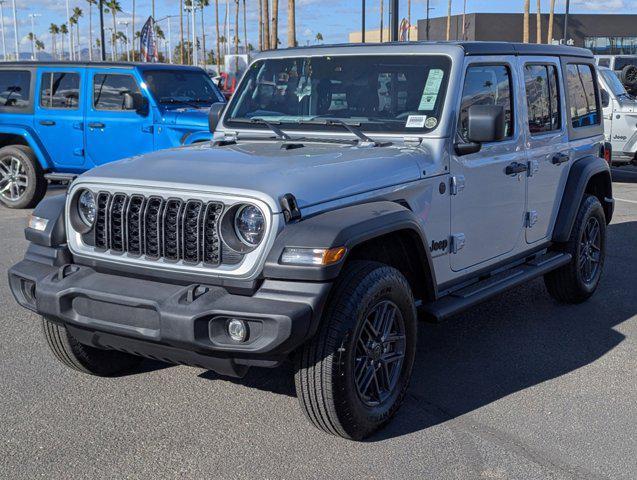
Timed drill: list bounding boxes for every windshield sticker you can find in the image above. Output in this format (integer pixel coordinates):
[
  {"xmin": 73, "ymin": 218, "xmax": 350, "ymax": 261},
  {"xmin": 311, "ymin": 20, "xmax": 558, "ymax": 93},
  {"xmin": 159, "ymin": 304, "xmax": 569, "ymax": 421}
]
[
  {"xmin": 425, "ymin": 117, "xmax": 438, "ymax": 129},
  {"xmin": 419, "ymin": 69, "xmax": 444, "ymax": 111},
  {"xmin": 406, "ymin": 115, "xmax": 427, "ymax": 128}
]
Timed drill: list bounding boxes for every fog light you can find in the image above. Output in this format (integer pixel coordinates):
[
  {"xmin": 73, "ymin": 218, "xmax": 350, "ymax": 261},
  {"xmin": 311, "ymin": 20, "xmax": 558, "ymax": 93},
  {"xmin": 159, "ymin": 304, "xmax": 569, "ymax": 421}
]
[
  {"xmin": 227, "ymin": 319, "xmax": 248, "ymax": 342},
  {"xmin": 27, "ymin": 215, "xmax": 48, "ymax": 232}
]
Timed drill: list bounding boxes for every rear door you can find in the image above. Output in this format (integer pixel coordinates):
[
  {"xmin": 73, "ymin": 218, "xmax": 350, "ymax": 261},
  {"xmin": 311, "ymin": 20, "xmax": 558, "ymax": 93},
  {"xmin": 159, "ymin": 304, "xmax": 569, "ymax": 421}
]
[
  {"xmin": 85, "ymin": 68, "xmax": 154, "ymax": 166},
  {"xmin": 521, "ymin": 58, "xmax": 570, "ymax": 244},
  {"xmin": 450, "ymin": 57, "xmax": 528, "ymax": 271},
  {"xmin": 33, "ymin": 67, "xmax": 85, "ymax": 169}
]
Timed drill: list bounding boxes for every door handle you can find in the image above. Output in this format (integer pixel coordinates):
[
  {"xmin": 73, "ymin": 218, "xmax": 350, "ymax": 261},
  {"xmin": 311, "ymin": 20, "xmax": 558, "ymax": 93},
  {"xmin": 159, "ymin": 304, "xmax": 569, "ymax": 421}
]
[
  {"xmin": 552, "ymin": 153, "xmax": 570, "ymax": 165},
  {"xmin": 39, "ymin": 120, "xmax": 55, "ymax": 126},
  {"xmin": 505, "ymin": 162, "xmax": 528, "ymax": 175},
  {"xmin": 88, "ymin": 122, "xmax": 105, "ymax": 129}
]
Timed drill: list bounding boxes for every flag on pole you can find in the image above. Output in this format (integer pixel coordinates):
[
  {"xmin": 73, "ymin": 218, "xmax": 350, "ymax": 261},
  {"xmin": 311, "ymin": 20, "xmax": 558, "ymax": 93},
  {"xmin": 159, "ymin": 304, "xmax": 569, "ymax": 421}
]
[{"xmin": 140, "ymin": 16, "xmax": 159, "ymax": 62}]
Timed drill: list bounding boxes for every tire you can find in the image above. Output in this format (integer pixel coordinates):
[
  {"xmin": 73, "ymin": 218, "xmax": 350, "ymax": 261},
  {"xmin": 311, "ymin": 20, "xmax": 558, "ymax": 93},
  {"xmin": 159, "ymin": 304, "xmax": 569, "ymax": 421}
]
[
  {"xmin": 619, "ymin": 64, "xmax": 637, "ymax": 90},
  {"xmin": 294, "ymin": 261, "xmax": 417, "ymax": 440},
  {"xmin": 544, "ymin": 195, "xmax": 606, "ymax": 304},
  {"xmin": 0, "ymin": 145, "xmax": 47, "ymax": 209},
  {"xmin": 42, "ymin": 317, "xmax": 143, "ymax": 376}
]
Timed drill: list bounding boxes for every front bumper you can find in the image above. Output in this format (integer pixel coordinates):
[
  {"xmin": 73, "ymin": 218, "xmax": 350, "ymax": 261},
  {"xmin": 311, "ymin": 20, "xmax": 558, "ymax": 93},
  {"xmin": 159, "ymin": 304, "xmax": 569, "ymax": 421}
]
[{"xmin": 9, "ymin": 259, "xmax": 330, "ymax": 377}]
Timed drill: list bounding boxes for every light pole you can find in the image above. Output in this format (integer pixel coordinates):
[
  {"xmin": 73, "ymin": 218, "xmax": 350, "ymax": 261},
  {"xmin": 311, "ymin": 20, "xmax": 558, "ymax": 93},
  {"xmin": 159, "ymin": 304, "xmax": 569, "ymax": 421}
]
[
  {"xmin": 106, "ymin": 26, "xmax": 114, "ymax": 61},
  {"xmin": 185, "ymin": 3, "xmax": 197, "ymax": 65},
  {"xmin": 99, "ymin": 0, "xmax": 106, "ymax": 60},
  {"xmin": 157, "ymin": 15, "xmax": 178, "ymax": 64},
  {"xmin": 11, "ymin": 0, "xmax": 18, "ymax": 60},
  {"xmin": 119, "ymin": 20, "xmax": 130, "ymax": 61},
  {"xmin": 361, "ymin": 0, "xmax": 365, "ymax": 43},
  {"xmin": 563, "ymin": 0, "xmax": 570, "ymax": 43},
  {"xmin": 65, "ymin": 0, "xmax": 73, "ymax": 60},
  {"xmin": 0, "ymin": 1, "xmax": 7, "ymax": 61},
  {"xmin": 28, "ymin": 13, "xmax": 41, "ymax": 60}
]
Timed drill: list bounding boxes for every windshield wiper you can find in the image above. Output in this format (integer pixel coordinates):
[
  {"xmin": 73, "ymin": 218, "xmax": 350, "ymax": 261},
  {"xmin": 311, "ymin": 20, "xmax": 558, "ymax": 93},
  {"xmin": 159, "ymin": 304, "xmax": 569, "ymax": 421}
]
[
  {"xmin": 159, "ymin": 97, "xmax": 201, "ymax": 109},
  {"xmin": 232, "ymin": 117, "xmax": 292, "ymax": 140},
  {"xmin": 296, "ymin": 119, "xmax": 385, "ymax": 146}
]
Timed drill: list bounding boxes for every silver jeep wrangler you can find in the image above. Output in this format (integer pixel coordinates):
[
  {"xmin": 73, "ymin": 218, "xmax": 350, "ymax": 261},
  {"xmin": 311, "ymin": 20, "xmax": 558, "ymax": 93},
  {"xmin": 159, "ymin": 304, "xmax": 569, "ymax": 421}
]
[{"xmin": 9, "ymin": 42, "xmax": 614, "ymax": 440}]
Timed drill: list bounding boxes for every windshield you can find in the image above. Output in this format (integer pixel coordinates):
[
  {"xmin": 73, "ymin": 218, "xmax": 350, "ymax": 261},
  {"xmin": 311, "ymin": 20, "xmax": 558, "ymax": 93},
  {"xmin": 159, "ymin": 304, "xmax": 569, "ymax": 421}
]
[
  {"xmin": 600, "ymin": 69, "xmax": 628, "ymax": 96},
  {"xmin": 225, "ymin": 55, "xmax": 451, "ymax": 134},
  {"xmin": 142, "ymin": 69, "xmax": 225, "ymax": 107}
]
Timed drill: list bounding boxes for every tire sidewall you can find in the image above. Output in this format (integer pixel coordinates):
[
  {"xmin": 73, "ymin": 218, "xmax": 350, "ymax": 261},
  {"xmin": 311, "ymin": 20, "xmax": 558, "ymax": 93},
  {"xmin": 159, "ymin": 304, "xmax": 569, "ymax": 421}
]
[
  {"xmin": 0, "ymin": 146, "xmax": 43, "ymax": 209},
  {"xmin": 573, "ymin": 197, "xmax": 606, "ymax": 294},
  {"xmin": 334, "ymin": 268, "xmax": 417, "ymax": 437}
]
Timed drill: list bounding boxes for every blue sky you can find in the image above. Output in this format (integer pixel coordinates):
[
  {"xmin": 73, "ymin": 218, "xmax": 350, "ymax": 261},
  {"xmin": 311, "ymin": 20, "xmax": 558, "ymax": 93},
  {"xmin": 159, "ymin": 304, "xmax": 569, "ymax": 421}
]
[{"xmin": 2, "ymin": 0, "xmax": 637, "ymax": 55}]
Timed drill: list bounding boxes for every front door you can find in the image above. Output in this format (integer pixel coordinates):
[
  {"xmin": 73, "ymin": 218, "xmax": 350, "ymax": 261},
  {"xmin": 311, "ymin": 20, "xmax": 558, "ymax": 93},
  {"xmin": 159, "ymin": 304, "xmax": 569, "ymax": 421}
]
[
  {"xmin": 521, "ymin": 58, "xmax": 571, "ymax": 244},
  {"xmin": 450, "ymin": 58, "xmax": 527, "ymax": 271},
  {"xmin": 85, "ymin": 68, "xmax": 154, "ymax": 166},
  {"xmin": 33, "ymin": 67, "xmax": 86, "ymax": 169}
]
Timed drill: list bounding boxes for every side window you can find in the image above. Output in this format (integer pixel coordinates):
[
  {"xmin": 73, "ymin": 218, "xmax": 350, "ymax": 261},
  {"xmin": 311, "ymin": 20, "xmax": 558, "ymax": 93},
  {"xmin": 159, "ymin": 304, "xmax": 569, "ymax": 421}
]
[
  {"xmin": 93, "ymin": 74, "xmax": 141, "ymax": 111},
  {"xmin": 40, "ymin": 72, "xmax": 80, "ymax": 109},
  {"xmin": 0, "ymin": 70, "xmax": 31, "ymax": 110},
  {"xmin": 566, "ymin": 64, "xmax": 600, "ymax": 128},
  {"xmin": 597, "ymin": 58, "xmax": 611, "ymax": 68},
  {"xmin": 524, "ymin": 64, "xmax": 561, "ymax": 134},
  {"xmin": 458, "ymin": 65, "xmax": 513, "ymax": 142}
]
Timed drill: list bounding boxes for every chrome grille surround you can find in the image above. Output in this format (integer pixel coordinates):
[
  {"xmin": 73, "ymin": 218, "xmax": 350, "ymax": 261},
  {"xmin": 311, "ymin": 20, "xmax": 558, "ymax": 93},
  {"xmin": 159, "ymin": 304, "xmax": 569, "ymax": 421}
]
[{"xmin": 66, "ymin": 182, "xmax": 279, "ymax": 281}]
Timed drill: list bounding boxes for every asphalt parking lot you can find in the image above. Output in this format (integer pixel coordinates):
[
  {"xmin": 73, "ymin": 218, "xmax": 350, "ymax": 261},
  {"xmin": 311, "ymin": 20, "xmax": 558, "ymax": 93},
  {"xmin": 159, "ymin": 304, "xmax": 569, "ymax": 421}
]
[{"xmin": 1, "ymin": 168, "xmax": 636, "ymax": 480}]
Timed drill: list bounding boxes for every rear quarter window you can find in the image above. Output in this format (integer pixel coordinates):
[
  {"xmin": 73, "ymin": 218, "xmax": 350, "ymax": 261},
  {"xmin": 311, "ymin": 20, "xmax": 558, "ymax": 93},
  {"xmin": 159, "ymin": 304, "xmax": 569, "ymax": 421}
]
[
  {"xmin": 566, "ymin": 64, "xmax": 600, "ymax": 129},
  {"xmin": 0, "ymin": 70, "xmax": 32, "ymax": 111}
]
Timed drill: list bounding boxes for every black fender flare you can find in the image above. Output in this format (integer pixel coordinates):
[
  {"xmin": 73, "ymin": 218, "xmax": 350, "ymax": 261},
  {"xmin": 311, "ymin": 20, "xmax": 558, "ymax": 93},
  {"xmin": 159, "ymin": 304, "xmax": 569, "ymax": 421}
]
[
  {"xmin": 263, "ymin": 200, "xmax": 437, "ymax": 291},
  {"xmin": 552, "ymin": 155, "xmax": 613, "ymax": 243}
]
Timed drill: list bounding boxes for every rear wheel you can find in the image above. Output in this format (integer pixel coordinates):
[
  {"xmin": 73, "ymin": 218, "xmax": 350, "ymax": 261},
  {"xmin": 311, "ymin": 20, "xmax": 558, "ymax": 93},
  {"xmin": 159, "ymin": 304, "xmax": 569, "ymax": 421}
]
[
  {"xmin": 0, "ymin": 145, "xmax": 47, "ymax": 209},
  {"xmin": 42, "ymin": 317, "xmax": 143, "ymax": 376},
  {"xmin": 544, "ymin": 195, "xmax": 606, "ymax": 303},
  {"xmin": 294, "ymin": 261, "xmax": 417, "ymax": 440}
]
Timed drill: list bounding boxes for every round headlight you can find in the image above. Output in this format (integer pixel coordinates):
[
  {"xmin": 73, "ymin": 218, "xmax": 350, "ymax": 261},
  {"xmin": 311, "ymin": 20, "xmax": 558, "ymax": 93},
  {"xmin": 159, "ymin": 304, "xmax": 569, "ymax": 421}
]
[
  {"xmin": 77, "ymin": 189, "xmax": 96, "ymax": 226},
  {"xmin": 234, "ymin": 205, "xmax": 265, "ymax": 246}
]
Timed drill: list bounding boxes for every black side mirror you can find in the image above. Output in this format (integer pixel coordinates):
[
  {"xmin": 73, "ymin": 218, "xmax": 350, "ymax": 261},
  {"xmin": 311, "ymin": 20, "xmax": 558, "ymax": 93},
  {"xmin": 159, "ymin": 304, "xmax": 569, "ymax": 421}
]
[
  {"xmin": 135, "ymin": 94, "xmax": 149, "ymax": 116},
  {"xmin": 208, "ymin": 102, "xmax": 226, "ymax": 133},
  {"xmin": 455, "ymin": 104, "xmax": 505, "ymax": 156},
  {"xmin": 600, "ymin": 89, "xmax": 610, "ymax": 108}
]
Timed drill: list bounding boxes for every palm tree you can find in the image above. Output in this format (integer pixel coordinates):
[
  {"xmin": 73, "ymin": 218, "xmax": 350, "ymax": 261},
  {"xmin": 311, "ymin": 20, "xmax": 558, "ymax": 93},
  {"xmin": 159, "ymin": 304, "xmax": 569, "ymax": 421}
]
[
  {"xmin": 379, "ymin": 0, "xmax": 384, "ymax": 42},
  {"xmin": 73, "ymin": 7, "xmax": 83, "ymax": 59},
  {"xmin": 446, "ymin": 0, "xmax": 452, "ymax": 41},
  {"xmin": 287, "ymin": 0, "xmax": 295, "ymax": 47},
  {"xmin": 547, "ymin": 0, "xmax": 556, "ymax": 44},
  {"xmin": 242, "ymin": 0, "xmax": 247, "ymax": 52},
  {"xmin": 315, "ymin": 32, "xmax": 323, "ymax": 44},
  {"xmin": 60, "ymin": 24, "xmax": 69, "ymax": 59},
  {"xmin": 523, "ymin": 0, "xmax": 530, "ymax": 43},
  {"xmin": 215, "ymin": 0, "xmax": 221, "ymax": 70},
  {"xmin": 36, "ymin": 39, "xmax": 45, "ymax": 55},
  {"xmin": 27, "ymin": 32, "xmax": 35, "ymax": 59},
  {"xmin": 69, "ymin": 15, "xmax": 77, "ymax": 60},
  {"xmin": 86, "ymin": 0, "xmax": 96, "ymax": 61},
  {"xmin": 257, "ymin": 0, "xmax": 262, "ymax": 50},
  {"xmin": 104, "ymin": 1, "xmax": 122, "ymax": 58},
  {"xmin": 535, "ymin": 0, "xmax": 541, "ymax": 44},
  {"xmin": 156, "ymin": 25, "xmax": 165, "ymax": 60},
  {"xmin": 234, "ymin": 0, "xmax": 239, "ymax": 69},
  {"xmin": 271, "ymin": 0, "xmax": 278, "ymax": 50},
  {"xmin": 185, "ymin": 0, "xmax": 192, "ymax": 64},
  {"xmin": 180, "ymin": 0, "xmax": 184, "ymax": 63},
  {"xmin": 263, "ymin": 0, "xmax": 270, "ymax": 50},
  {"xmin": 116, "ymin": 31, "xmax": 128, "ymax": 60},
  {"xmin": 131, "ymin": 0, "xmax": 136, "ymax": 61},
  {"xmin": 197, "ymin": 0, "xmax": 209, "ymax": 65},
  {"xmin": 49, "ymin": 24, "xmax": 59, "ymax": 59}
]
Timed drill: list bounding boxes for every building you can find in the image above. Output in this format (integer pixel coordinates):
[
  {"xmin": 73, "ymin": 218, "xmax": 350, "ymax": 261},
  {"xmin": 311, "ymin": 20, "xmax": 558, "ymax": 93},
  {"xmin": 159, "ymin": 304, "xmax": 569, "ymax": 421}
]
[
  {"xmin": 415, "ymin": 13, "xmax": 637, "ymax": 54},
  {"xmin": 349, "ymin": 25, "xmax": 418, "ymax": 44}
]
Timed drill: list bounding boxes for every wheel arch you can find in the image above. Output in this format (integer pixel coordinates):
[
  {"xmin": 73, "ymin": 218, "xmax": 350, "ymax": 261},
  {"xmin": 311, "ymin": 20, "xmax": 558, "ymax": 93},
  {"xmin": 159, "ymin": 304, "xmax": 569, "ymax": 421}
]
[
  {"xmin": 553, "ymin": 155, "xmax": 613, "ymax": 243},
  {"xmin": 0, "ymin": 126, "xmax": 52, "ymax": 169},
  {"xmin": 263, "ymin": 200, "xmax": 438, "ymax": 301}
]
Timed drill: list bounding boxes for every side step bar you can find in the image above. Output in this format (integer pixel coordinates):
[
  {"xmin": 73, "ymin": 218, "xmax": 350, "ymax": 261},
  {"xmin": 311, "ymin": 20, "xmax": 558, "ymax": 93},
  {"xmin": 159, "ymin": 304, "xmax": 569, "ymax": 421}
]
[
  {"xmin": 421, "ymin": 252, "xmax": 572, "ymax": 322},
  {"xmin": 45, "ymin": 173, "xmax": 77, "ymax": 183}
]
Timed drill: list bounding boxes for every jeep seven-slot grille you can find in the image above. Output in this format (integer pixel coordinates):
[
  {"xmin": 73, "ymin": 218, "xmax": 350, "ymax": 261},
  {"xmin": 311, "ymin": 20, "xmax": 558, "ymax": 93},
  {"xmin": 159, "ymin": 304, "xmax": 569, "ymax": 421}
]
[{"xmin": 93, "ymin": 192, "xmax": 224, "ymax": 266}]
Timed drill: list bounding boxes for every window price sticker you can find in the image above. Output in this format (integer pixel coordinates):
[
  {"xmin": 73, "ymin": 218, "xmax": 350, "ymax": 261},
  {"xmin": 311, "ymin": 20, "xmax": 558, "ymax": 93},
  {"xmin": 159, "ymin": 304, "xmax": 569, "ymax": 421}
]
[{"xmin": 419, "ymin": 69, "xmax": 444, "ymax": 111}]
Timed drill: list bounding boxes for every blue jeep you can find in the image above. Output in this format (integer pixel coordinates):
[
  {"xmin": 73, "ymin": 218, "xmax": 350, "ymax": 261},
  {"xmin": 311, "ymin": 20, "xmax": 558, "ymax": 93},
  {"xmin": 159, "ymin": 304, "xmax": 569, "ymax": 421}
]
[{"xmin": 0, "ymin": 62, "xmax": 225, "ymax": 208}]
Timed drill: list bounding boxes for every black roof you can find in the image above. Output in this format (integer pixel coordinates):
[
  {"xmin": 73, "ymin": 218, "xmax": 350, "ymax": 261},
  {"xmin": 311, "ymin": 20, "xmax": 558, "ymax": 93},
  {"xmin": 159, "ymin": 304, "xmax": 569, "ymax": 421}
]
[
  {"xmin": 0, "ymin": 61, "xmax": 206, "ymax": 69},
  {"xmin": 263, "ymin": 40, "xmax": 594, "ymax": 59}
]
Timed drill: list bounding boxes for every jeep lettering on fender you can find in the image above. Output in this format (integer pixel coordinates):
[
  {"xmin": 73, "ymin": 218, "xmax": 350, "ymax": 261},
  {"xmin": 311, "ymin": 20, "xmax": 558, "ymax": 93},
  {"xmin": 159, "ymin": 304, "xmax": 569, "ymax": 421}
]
[{"xmin": 9, "ymin": 42, "xmax": 613, "ymax": 440}]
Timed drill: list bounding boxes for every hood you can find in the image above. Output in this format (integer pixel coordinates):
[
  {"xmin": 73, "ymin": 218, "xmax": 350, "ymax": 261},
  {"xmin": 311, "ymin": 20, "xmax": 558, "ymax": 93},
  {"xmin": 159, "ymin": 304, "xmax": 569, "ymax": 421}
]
[
  {"xmin": 81, "ymin": 141, "xmax": 423, "ymax": 213},
  {"xmin": 615, "ymin": 96, "xmax": 637, "ymax": 113},
  {"xmin": 161, "ymin": 108, "xmax": 210, "ymax": 127}
]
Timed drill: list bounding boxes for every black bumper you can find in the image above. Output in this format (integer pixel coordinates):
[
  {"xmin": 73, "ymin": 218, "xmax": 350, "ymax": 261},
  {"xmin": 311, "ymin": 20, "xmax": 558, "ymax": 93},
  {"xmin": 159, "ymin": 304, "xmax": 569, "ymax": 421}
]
[{"xmin": 9, "ymin": 259, "xmax": 331, "ymax": 377}]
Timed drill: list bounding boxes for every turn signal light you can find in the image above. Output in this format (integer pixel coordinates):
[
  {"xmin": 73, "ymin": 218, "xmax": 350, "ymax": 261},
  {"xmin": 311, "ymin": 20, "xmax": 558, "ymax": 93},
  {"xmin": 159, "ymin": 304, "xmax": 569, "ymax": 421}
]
[{"xmin": 281, "ymin": 246, "xmax": 347, "ymax": 266}]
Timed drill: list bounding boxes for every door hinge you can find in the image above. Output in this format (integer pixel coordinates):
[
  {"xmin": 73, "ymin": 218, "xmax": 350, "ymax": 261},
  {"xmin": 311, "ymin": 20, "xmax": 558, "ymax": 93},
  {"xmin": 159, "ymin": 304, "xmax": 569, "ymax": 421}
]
[
  {"xmin": 142, "ymin": 125, "xmax": 154, "ymax": 133},
  {"xmin": 526, "ymin": 210, "xmax": 538, "ymax": 228},
  {"xmin": 527, "ymin": 159, "xmax": 539, "ymax": 177},
  {"xmin": 73, "ymin": 148, "xmax": 84, "ymax": 157},
  {"xmin": 451, "ymin": 233, "xmax": 466, "ymax": 254},
  {"xmin": 72, "ymin": 122, "xmax": 83, "ymax": 131},
  {"xmin": 450, "ymin": 175, "xmax": 466, "ymax": 195}
]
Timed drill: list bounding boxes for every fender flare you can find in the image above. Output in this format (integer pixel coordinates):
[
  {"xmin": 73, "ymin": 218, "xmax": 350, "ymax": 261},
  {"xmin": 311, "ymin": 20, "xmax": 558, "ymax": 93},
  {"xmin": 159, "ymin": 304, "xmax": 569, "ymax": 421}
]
[
  {"xmin": 263, "ymin": 201, "xmax": 437, "ymax": 293},
  {"xmin": 25, "ymin": 194, "xmax": 66, "ymax": 247},
  {"xmin": 553, "ymin": 155, "xmax": 613, "ymax": 243},
  {"xmin": 181, "ymin": 130, "xmax": 213, "ymax": 145},
  {"xmin": 0, "ymin": 125, "xmax": 52, "ymax": 169}
]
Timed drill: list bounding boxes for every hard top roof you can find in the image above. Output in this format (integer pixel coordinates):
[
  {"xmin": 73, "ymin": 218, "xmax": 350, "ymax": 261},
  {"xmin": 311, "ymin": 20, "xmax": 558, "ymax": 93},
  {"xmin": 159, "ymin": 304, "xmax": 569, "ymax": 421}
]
[{"xmin": 0, "ymin": 61, "xmax": 205, "ymax": 70}]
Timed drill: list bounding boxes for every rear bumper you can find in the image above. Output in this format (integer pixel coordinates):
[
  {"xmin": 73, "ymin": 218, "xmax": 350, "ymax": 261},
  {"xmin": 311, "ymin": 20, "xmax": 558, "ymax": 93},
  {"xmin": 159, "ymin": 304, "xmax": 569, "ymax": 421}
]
[{"xmin": 9, "ymin": 260, "xmax": 330, "ymax": 377}]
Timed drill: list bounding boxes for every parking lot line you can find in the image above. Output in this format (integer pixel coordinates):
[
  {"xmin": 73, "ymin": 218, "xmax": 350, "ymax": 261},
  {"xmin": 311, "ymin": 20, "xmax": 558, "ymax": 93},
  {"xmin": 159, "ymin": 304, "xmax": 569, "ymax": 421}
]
[{"xmin": 615, "ymin": 197, "xmax": 637, "ymax": 204}]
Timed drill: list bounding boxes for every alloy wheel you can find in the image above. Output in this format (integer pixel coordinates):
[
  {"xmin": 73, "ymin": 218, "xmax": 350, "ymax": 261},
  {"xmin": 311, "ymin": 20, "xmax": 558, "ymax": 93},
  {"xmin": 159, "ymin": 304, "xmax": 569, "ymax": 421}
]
[
  {"xmin": 579, "ymin": 216, "xmax": 602, "ymax": 284},
  {"xmin": 354, "ymin": 300, "xmax": 406, "ymax": 407},
  {"xmin": 0, "ymin": 156, "xmax": 28, "ymax": 202}
]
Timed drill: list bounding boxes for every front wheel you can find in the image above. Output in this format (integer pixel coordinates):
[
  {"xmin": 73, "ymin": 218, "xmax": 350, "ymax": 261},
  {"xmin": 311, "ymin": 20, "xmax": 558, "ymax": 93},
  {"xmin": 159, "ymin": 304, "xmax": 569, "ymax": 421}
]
[
  {"xmin": 544, "ymin": 195, "xmax": 606, "ymax": 304},
  {"xmin": 294, "ymin": 261, "xmax": 417, "ymax": 440},
  {"xmin": 0, "ymin": 145, "xmax": 47, "ymax": 209}
]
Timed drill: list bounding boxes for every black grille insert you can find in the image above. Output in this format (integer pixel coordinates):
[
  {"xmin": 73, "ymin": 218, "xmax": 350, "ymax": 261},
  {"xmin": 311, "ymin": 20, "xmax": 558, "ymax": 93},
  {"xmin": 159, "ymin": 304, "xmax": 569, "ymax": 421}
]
[{"xmin": 91, "ymin": 193, "xmax": 224, "ymax": 266}]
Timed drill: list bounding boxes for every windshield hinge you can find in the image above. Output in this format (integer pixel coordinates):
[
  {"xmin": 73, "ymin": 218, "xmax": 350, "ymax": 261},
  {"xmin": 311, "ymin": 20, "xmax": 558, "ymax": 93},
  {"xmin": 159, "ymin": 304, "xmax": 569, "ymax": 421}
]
[
  {"xmin": 403, "ymin": 136, "xmax": 423, "ymax": 146},
  {"xmin": 280, "ymin": 193, "xmax": 302, "ymax": 223}
]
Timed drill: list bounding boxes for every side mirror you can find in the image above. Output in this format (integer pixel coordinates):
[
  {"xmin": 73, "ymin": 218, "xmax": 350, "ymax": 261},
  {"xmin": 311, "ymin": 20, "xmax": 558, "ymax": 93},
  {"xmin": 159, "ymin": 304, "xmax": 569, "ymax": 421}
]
[
  {"xmin": 600, "ymin": 89, "xmax": 610, "ymax": 108},
  {"xmin": 467, "ymin": 104, "xmax": 506, "ymax": 143},
  {"xmin": 208, "ymin": 102, "xmax": 226, "ymax": 133},
  {"xmin": 135, "ymin": 94, "xmax": 149, "ymax": 116},
  {"xmin": 122, "ymin": 91, "xmax": 135, "ymax": 110}
]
